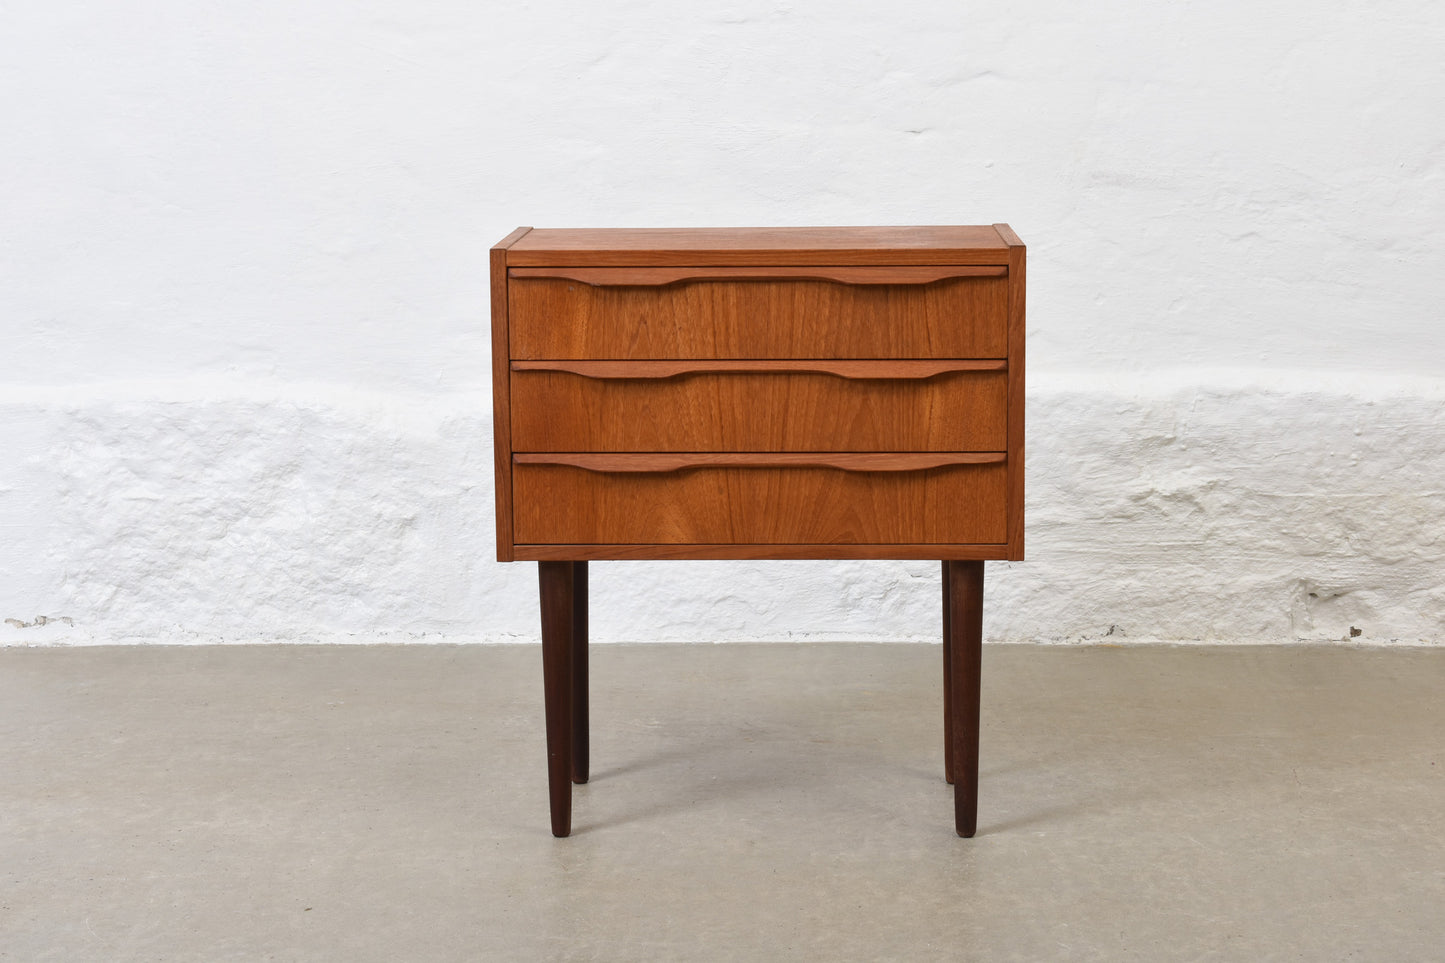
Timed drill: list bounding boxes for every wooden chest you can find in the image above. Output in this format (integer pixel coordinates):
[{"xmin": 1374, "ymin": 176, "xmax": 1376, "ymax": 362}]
[{"xmin": 490, "ymin": 225, "xmax": 1025, "ymax": 836}]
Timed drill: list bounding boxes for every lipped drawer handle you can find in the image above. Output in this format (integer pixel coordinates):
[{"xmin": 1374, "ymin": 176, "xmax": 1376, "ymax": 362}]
[
  {"xmin": 513, "ymin": 452, "xmax": 1005, "ymax": 473},
  {"xmin": 510, "ymin": 360, "xmax": 1006, "ymax": 380},
  {"xmin": 507, "ymin": 265, "xmax": 1007, "ymax": 286}
]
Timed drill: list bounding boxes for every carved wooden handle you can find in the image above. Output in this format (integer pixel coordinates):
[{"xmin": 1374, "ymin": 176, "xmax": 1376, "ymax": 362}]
[
  {"xmin": 511, "ymin": 359, "xmax": 1006, "ymax": 380},
  {"xmin": 514, "ymin": 452, "xmax": 1005, "ymax": 473},
  {"xmin": 508, "ymin": 265, "xmax": 1006, "ymax": 286}
]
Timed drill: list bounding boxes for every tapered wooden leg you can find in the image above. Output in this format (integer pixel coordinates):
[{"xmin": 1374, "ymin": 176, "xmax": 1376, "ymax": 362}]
[
  {"xmin": 538, "ymin": 561, "xmax": 574, "ymax": 837},
  {"xmin": 570, "ymin": 561, "xmax": 589, "ymax": 785},
  {"xmin": 942, "ymin": 561, "xmax": 954, "ymax": 785},
  {"xmin": 946, "ymin": 559, "xmax": 985, "ymax": 837}
]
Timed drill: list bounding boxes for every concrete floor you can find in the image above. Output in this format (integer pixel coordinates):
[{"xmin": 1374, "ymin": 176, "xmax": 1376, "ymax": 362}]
[{"xmin": 2, "ymin": 643, "xmax": 1442, "ymax": 961}]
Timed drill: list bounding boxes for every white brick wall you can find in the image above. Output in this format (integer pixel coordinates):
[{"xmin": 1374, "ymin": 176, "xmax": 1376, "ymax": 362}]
[{"xmin": 4, "ymin": 1, "xmax": 1443, "ymax": 644}]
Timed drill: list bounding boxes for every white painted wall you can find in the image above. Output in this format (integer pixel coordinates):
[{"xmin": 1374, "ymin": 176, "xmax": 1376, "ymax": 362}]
[{"xmin": 3, "ymin": 1, "xmax": 1443, "ymax": 645}]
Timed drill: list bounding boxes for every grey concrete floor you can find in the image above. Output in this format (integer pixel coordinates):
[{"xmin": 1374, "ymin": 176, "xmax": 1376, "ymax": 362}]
[{"xmin": 2, "ymin": 643, "xmax": 1442, "ymax": 961}]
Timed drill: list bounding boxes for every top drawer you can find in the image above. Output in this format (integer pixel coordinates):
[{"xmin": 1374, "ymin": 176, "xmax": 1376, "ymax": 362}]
[{"xmin": 508, "ymin": 266, "xmax": 1009, "ymax": 359}]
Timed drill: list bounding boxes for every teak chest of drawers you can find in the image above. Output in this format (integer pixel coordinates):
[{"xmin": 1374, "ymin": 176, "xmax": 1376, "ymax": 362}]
[{"xmin": 490, "ymin": 225, "xmax": 1025, "ymax": 837}]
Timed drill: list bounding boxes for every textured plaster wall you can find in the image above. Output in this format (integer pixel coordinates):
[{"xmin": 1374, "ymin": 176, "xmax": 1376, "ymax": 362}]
[{"xmin": 3, "ymin": 1, "xmax": 1443, "ymax": 645}]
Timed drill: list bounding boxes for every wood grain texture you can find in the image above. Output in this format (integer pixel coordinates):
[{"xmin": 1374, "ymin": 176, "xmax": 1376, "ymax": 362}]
[
  {"xmin": 508, "ymin": 265, "xmax": 1006, "ymax": 285},
  {"xmin": 995, "ymin": 223, "xmax": 1026, "ymax": 562},
  {"xmin": 512, "ymin": 462, "xmax": 1008, "ymax": 545},
  {"xmin": 511, "ymin": 368, "xmax": 1007, "ymax": 452},
  {"xmin": 489, "ymin": 227, "xmax": 530, "ymax": 562},
  {"xmin": 513, "ymin": 543, "xmax": 1012, "ymax": 561},
  {"xmin": 506, "ymin": 226, "xmax": 1010, "ymax": 266},
  {"xmin": 508, "ymin": 273, "xmax": 1008, "ymax": 359}
]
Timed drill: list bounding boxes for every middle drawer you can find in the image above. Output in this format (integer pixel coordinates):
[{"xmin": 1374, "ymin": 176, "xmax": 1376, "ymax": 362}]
[{"xmin": 510, "ymin": 361, "xmax": 1007, "ymax": 452}]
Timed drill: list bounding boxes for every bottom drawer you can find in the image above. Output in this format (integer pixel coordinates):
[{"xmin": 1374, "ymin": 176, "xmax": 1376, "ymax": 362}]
[{"xmin": 513, "ymin": 457, "xmax": 1007, "ymax": 545}]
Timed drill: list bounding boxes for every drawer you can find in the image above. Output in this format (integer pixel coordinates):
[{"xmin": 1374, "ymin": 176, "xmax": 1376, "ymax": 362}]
[
  {"xmin": 512, "ymin": 455, "xmax": 1008, "ymax": 544},
  {"xmin": 510, "ymin": 361, "xmax": 1007, "ymax": 452},
  {"xmin": 507, "ymin": 266, "xmax": 1008, "ymax": 359}
]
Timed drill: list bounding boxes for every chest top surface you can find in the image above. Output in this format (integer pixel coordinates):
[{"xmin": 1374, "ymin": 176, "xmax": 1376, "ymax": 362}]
[{"xmin": 503, "ymin": 225, "xmax": 1017, "ymax": 266}]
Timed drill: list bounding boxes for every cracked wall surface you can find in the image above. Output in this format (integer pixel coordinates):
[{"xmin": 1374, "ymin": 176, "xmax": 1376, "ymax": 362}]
[
  {"xmin": 2, "ymin": 1, "xmax": 1443, "ymax": 644},
  {"xmin": 3, "ymin": 374, "xmax": 1441, "ymax": 645}
]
